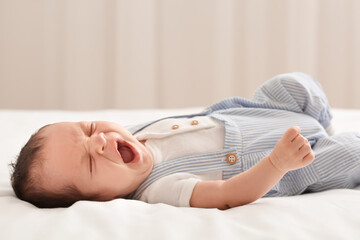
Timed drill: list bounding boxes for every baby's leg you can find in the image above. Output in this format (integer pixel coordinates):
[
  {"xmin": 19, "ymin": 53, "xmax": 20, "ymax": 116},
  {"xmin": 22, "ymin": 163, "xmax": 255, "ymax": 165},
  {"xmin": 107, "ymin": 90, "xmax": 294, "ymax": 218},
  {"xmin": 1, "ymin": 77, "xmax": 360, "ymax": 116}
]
[
  {"xmin": 306, "ymin": 132, "xmax": 360, "ymax": 192},
  {"xmin": 206, "ymin": 73, "xmax": 333, "ymax": 132},
  {"xmin": 252, "ymin": 72, "xmax": 333, "ymax": 130}
]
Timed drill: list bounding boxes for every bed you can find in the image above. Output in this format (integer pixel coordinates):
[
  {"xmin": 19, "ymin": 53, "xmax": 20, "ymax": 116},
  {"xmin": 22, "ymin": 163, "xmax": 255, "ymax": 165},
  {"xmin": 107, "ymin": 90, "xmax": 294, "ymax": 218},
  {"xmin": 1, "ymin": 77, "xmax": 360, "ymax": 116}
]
[{"xmin": 1, "ymin": 108, "xmax": 360, "ymax": 240}]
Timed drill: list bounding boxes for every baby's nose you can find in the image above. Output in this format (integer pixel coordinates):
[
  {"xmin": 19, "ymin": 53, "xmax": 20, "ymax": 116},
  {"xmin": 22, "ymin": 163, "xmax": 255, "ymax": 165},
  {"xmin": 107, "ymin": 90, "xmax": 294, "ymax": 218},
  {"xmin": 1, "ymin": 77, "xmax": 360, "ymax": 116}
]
[{"xmin": 91, "ymin": 132, "xmax": 106, "ymax": 154}]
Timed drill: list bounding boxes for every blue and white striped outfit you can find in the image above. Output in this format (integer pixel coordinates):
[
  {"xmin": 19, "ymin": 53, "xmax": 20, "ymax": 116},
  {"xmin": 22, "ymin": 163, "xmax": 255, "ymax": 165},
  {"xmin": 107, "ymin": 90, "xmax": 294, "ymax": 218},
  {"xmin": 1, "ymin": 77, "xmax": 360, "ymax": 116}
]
[{"xmin": 128, "ymin": 72, "xmax": 360, "ymax": 203}]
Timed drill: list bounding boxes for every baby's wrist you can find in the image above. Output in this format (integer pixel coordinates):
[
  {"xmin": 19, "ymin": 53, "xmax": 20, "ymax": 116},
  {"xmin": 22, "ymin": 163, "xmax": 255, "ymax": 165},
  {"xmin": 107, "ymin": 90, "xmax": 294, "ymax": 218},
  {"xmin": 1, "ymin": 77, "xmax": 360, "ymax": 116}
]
[{"xmin": 267, "ymin": 155, "xmax": 287, "ymax": 174}]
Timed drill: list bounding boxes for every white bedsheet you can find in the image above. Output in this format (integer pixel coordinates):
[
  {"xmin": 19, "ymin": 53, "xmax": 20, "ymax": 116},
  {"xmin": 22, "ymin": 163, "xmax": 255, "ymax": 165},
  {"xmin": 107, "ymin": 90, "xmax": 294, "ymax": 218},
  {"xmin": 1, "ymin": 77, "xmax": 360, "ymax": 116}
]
[{"xmin": 1, "ymin": 108, "xmax": 360, "ymax": 240}]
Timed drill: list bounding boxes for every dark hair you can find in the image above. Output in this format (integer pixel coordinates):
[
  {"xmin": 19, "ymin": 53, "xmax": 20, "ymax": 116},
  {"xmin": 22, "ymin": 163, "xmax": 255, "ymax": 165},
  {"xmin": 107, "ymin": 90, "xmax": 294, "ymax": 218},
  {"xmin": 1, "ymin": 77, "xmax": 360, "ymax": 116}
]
[{"xmin": 9, "ymin": 125, "xmax": 99, "ymax": 208}]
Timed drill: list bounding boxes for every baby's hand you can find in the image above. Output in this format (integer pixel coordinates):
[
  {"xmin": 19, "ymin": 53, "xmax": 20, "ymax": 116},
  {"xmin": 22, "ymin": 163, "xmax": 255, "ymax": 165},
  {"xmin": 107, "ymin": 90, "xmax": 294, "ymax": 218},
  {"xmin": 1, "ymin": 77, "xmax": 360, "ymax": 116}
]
[{"xmin": 269, "ymin": 126, "xmax": 315, "ymax": 173}]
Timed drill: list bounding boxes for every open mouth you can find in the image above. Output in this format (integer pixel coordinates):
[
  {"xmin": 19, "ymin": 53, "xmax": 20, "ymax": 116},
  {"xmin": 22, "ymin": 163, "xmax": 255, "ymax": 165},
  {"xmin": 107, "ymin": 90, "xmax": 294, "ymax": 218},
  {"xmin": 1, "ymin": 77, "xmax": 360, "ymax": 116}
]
[{"xmin": 116, "ymin": 141, "xmax": 135, "ymax": 163}]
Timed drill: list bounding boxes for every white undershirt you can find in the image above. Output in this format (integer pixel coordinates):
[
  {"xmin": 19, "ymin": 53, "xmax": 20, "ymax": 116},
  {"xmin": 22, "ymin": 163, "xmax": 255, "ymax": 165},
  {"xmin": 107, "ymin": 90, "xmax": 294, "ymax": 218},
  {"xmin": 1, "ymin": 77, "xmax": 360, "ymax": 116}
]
[{"xmin": 134, "ymin": 116, "xmax": 225, "ymax": 207}]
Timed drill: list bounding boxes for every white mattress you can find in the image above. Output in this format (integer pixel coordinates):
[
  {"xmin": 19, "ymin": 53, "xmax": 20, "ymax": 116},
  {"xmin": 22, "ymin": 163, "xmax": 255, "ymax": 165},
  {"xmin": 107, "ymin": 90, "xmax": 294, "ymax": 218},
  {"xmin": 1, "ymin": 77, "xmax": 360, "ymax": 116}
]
[{"xmin": 1, "ymin": 108, "xmax": 360, "ymax": 240}]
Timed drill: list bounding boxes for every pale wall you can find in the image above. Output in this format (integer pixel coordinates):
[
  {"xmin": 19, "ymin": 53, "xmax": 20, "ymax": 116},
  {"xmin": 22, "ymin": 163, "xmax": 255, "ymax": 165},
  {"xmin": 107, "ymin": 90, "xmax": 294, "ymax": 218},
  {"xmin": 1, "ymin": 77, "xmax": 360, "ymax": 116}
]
[{"xmin": 0, "ymin": 0, "xmax": 359, "ymax": 110}]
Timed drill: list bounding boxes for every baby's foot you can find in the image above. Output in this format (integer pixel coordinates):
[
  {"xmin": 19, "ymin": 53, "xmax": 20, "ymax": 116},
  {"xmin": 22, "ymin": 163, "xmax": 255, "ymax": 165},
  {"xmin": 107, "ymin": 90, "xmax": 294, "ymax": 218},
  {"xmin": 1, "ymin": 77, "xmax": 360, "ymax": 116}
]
[{"xmin": 269, "ymin": 126, "xmax": 315, "ymax": 173}]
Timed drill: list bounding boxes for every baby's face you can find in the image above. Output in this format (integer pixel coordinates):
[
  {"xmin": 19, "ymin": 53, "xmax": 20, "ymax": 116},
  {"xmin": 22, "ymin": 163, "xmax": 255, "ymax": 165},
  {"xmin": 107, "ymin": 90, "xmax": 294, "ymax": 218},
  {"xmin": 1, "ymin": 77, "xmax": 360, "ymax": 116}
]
[{"xmin": 39, "ymin": 121, "xmax": 154, "ymax": 200}]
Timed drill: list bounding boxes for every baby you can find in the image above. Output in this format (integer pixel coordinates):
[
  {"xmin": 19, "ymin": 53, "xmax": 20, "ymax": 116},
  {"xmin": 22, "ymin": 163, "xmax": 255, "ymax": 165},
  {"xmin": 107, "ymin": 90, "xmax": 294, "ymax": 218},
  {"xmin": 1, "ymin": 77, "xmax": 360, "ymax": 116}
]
[{"xmin": 10, "ymin": 73, "xmax": 360, "ymax": 209}]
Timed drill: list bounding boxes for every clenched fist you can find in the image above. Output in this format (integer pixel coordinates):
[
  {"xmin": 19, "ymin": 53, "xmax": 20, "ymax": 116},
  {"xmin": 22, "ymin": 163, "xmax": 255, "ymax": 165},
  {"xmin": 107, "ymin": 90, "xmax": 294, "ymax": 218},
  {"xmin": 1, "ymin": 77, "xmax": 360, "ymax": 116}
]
[{"xmin": 269, "ymin": 126, "xmax": 315, "ymax": 173}]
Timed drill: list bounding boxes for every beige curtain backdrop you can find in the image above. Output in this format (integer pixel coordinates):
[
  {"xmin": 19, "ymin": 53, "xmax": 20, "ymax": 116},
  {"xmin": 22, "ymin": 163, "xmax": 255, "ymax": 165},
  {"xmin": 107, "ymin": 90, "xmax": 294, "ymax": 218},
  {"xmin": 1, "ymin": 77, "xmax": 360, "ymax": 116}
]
[{"xmin": 0, "ymin": 0, "xmax": 359, "ymax": 110}]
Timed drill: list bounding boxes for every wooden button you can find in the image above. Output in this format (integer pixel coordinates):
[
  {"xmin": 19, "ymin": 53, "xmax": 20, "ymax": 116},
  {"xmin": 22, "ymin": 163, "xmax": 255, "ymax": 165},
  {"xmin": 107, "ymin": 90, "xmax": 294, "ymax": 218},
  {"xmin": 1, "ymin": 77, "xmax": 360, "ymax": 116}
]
[
  {"xmin": 226, "ymin": 153, "xmax": 237, "ymax": 164},
  {"xmin": 171, "ymin": 124, "xmax": 179, "ymax": 130},
  {"xmin": 191, "ymin": 120, "xmax": 199, "ymax": 125}
]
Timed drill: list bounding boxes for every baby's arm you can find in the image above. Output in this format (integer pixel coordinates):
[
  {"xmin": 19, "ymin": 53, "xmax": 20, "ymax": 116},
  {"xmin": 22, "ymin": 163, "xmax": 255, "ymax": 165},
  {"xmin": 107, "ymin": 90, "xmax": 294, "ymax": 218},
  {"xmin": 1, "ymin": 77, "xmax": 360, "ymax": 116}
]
[{"xmin": 190, "ymin": 126, "xmax": 314, "ymax": 209}]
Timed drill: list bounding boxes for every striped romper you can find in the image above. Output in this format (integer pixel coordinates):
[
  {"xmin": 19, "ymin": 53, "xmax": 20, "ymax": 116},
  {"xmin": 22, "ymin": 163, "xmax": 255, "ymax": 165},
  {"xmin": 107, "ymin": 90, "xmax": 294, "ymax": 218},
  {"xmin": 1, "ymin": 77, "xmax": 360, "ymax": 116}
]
[{"xmin": 128, "ymin": 72, "xmax": 360, "ymax": 202}]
